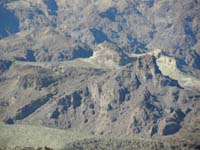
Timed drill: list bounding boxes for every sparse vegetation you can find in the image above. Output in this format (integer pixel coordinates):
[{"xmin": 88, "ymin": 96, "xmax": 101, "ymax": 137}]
[{"xmin": 0, "ymin": 123, "xmax": 199, "ymax": 150}]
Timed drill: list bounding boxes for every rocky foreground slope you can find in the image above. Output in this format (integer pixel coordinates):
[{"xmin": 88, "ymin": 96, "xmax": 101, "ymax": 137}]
[
  {"xmin": 0, "ymin": 0, "xmax": 200, "ymax": 149},
  {"xmin": 0, "ymin": 44, "xmax": 200, "ymax": 139},
  {"xmin": 0, "ymin": 123, "xmax": 199, "ymax": 150}
]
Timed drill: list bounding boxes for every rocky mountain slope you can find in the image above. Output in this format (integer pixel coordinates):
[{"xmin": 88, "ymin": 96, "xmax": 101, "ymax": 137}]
[{"xmin": 0, "ymin": 0, "xmax": 200, "ymax": 149}]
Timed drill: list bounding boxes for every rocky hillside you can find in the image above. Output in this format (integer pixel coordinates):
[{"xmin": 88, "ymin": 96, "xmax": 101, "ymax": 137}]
[
  {"xmin": 0, "ymin": 0, "xmax": 200, "ymax": 61},
  {"xmin": 0, "ymin": 45, "xmax": 199, "ymax": 138},
  {"xmin": 0, "ymin": 0, "xmax": 200, "ymax": 149}
]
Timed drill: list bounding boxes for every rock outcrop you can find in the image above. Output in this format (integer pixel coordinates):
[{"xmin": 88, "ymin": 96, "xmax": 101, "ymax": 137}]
[{"xmin": 0, "ymin": 0, "xmax": 199, "ymax": 144}]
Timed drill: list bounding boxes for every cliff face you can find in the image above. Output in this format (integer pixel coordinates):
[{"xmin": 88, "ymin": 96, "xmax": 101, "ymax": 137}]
[
  {"xmin": 0, "ymin": 47, "xmax": 199, "ymax": 139},
  {"xmin": 0, "ymin": 0, "xmax": 200, "ymax": 144},
  {"xmin": 156, "ymin": 55, "xmax": 200, "ymax": 88}
]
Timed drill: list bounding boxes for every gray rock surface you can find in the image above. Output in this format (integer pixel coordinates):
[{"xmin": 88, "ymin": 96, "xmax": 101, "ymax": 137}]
[{"xmin": 0, "ymin": 0, "xmax": 200, "ymax": 144}]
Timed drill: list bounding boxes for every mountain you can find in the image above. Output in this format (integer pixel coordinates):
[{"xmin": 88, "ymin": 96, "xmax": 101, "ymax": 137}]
[{"xmin": 0, "ymin": 0, "xmax": 200, "ymax": 149}]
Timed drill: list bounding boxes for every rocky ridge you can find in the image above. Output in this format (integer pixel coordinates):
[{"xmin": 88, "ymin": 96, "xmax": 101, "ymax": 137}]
[
  {"xmin": 0, "ymin": 45, "xmax": 199, "ymax": 139},
  {"xmin": 0, "ymin": 0, "xmax": 200, "ymax": 149}
]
